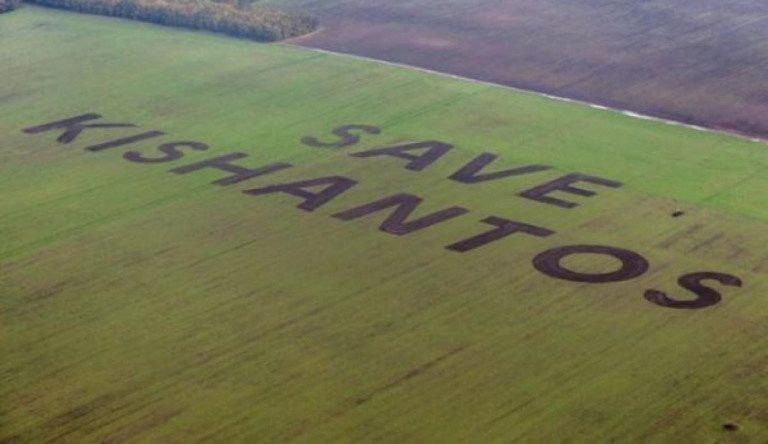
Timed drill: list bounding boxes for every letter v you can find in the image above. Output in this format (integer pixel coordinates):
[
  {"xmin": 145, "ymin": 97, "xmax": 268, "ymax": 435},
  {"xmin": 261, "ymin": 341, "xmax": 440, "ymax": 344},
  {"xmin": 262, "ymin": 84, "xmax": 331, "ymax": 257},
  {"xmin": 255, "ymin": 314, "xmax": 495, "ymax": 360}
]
[{"xmin": 449, "ymin": 153, "xmax": 550, "ymax": 184}]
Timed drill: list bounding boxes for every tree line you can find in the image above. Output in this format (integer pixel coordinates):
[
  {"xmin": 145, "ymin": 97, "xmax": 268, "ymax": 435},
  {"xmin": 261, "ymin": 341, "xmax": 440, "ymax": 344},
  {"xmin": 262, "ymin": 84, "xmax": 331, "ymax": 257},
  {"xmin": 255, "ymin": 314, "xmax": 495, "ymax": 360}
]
[
  {"xmin": 6, "ymin": 0, "xmax": 318, "ymax": 41},
  {"xmin": 0, "ymin": 0, "xmax": 21, "ymax": 13}
]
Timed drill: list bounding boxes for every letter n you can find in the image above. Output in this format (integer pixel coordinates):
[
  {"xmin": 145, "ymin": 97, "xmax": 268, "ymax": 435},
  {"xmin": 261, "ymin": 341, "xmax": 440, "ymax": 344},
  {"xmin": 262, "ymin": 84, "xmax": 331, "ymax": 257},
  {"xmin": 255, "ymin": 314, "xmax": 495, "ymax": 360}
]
[
  {"xmin": 333, "ymin": 193, "xmax": 468, "ymax": 235},
  {"xmin": 243, "ymin": 176, "xmax": 357, "ymax": 211}
]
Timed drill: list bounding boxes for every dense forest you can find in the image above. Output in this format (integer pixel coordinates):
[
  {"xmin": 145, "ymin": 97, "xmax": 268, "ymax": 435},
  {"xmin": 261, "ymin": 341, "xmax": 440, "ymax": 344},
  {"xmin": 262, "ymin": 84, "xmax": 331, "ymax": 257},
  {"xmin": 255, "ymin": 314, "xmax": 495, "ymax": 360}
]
[
  {"xmin": 2, "ymin": 0, "xmax": 317, "ymax": 41},
  {"xmin": 0, "ymin": 0, "xmax": 20, "ymax": 13}
]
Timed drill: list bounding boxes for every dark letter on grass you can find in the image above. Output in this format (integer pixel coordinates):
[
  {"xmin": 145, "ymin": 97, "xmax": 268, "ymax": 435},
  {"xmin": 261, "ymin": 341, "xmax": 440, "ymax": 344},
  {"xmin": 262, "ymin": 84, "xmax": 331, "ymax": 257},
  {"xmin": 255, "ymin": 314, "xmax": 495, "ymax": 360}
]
[
  {"xmin": 519, "ymin": 174, "xmax": 622, "ymax": 209},
  {"xmin": 446, "ymin": 216, "xmax": 554, "ymax": 252},
  {"xmin": 244, "ymin": 176, "xmax": 357, "ymax": 211},
  {"xmin": 302, "ymin": 124, "xmax": 381, "ymax": 148},
  {"xmin": 533, "ymin": 245, "xmax": 649, "ymax": 283},
  {"xmin": 450, "ymin": 153, "xmax": 551, "ymax": 184},
  {"xmin": 333, "ymin": 194, "xmax": 468, "ymax": 235},
  {"xmin": 644, "ymin": 272, "xmax": 743, "ymax": 309},
  {"xmin": 124, "ymin": 141, "xmax": 209, "ymax": 163},
  {"xmin": 23, "ymin": 113, "xmax": 136, "ymax": 144},
  {"xmin": 169, "ymin": 153, "xmax": 291, "ymax": 186},
  {"xmin": 351, "ymin": 141, "xmax": 452, "ymax": 171},
  {"xmin": 86, "ymin": 131, "xmax": 165, "ymax": 152}
]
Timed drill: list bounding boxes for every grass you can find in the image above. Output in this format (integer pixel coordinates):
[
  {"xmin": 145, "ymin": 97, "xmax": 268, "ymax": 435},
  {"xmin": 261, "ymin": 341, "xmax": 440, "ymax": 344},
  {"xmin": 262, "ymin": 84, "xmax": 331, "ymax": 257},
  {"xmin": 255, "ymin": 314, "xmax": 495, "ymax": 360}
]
[
  {"xmin": 1, "ymin": 6, "xmax": 767, "ymax": 443},
  {"xmin": 265, "ymin": 0, "xmax": 768, "ymax": 140}
]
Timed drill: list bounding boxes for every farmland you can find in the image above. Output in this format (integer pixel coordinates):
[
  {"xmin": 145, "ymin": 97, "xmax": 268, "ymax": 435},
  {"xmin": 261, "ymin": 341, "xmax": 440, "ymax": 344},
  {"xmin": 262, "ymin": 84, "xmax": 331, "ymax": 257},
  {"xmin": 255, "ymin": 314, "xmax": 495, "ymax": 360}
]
[
  {"xmin": 2, "ymin": 6, "xmax": 768, "ymax": 443},
  {"xmin": 262, "ymin": 0, "xmax": 768, "ymax": 141},
  {"xmin": 18, "ymin": 0, "xmax": 318, "ymax": 41}
]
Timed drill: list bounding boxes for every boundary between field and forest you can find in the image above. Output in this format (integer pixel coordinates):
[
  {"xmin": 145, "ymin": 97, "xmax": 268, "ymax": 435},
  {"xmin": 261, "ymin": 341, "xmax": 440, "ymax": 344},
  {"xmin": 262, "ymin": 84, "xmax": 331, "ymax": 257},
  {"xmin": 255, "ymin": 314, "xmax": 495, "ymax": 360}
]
[
  {"xmin": 1, "ymin": 0, "xmax": 317, "ymax": 41},
  {"xmin": 282, "ymin": 45, "xmax": 767, "ymax": 146},
  {"xmin": 0, "ymin": 0, "xmax": 21, "ymax": 13}
]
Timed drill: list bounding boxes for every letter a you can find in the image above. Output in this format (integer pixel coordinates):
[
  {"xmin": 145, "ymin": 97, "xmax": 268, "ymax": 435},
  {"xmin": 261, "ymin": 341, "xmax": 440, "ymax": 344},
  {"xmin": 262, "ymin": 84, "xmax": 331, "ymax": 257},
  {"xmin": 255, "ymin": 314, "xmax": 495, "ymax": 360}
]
[{"xmin": 350, "ymin": 141, "xmax": 452, "ymax": 171}]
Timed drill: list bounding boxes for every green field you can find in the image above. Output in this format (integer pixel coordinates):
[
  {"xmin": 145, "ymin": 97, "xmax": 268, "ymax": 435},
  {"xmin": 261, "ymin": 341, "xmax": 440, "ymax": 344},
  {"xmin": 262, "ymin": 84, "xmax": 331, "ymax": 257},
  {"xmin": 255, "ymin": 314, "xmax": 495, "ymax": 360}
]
[
  {"xmin": 2, "ymin": 7, "xmax": 768, "ymax": 443},
  {"xmin": 264, "ymin": 0, "xmax": 768, "ymax": 141}
]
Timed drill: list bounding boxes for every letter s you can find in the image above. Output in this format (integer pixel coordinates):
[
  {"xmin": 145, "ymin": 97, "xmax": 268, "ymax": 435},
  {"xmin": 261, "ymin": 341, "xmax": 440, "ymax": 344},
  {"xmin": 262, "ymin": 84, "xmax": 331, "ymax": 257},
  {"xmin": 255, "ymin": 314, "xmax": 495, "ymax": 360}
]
[
  {"xmin": 123, "ymin": 141, "xmax": 208, "ymax": 163},
  {"xmin": 644, "ymin": 272, "xmax": 743, "ymax": 309},
  {"xmin": 301, "ymin": 124, "xmax": 381, "ymax": 148}
]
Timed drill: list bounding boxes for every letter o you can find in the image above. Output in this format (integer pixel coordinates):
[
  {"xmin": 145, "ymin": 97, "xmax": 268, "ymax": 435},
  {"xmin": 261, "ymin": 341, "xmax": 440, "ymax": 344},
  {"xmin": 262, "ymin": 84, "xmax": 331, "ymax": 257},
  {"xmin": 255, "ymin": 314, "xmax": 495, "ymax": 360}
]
[{"xmin": 533, "ymin": 245, "xmax": 649, "ymax": 283}]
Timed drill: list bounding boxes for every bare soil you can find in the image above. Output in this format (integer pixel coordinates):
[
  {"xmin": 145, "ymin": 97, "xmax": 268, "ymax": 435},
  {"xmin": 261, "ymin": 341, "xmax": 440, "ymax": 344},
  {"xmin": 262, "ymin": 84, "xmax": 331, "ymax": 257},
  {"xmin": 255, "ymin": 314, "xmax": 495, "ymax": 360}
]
[{"xmin": 285, "ymin": 0, "xmax": 768, "ymax": 140}]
